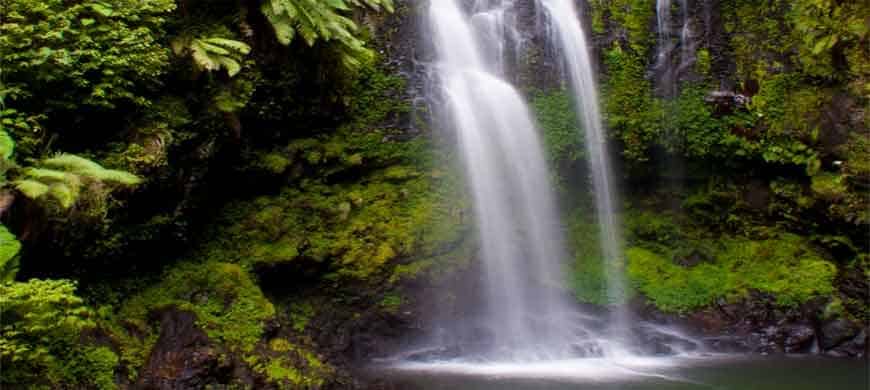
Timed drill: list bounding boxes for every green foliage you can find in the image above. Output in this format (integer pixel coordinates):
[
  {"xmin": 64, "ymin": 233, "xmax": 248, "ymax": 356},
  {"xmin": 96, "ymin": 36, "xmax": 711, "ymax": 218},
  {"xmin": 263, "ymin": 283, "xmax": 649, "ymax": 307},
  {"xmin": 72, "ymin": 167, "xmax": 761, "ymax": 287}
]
[
  {"xmin": 244, "ymin": 338, "xmax": 332, "ymax": 389},
  {"xmin": 790, "ymin": 0, "xmax": 870, "ymax": 82},
  {"xmin": 114, "ymin": 262, "xmax": 274, "ymax": 376},
  {"xmin": 171, "ymin": 30, "xmax": 251, "ymax": 77},
  {"xmin": 566, "ymin": 209, "xmax": 634, "ymax": 305},
  {"xmin": 203, "ymin": 144, "xmax": 459, "ymax": 279},
  {"xmin": 1, "ymin": 279, "xmax": 117, "ymax": 388},
  {"xmin": 0, "ymin": 0, "xmax": 175, "ymax": 109},
  {"xmin": 261, "ymin": 0, "xmax": 394, "ymax": 68},
  {"xmin": 589, "ymin": 0, "xmax": 656, "ymax": 52},
  {"xmin": 379, "ymin": 293, "xmax": 403, "ymax": 313},
  {"xmin": 811, "ymin": 173, "xmax": 847, "ymax": 201},
  {"xmin": 531, "ymin": 89, "xmax": 584, "ymax": 184},
  {"xmin": 624, "ymin": 212, "xmax": 838, "ymax": 312},
  {"xmin": 601, "ymin": 44, "xmax": 663, "ymax": 162},
  {"xmin": 0, "ymin": 225, "xmax": 22, "ymax": 282},
  {"xmin": 13, "ymin": 153, "xmax": 140, "ymax": 210}
]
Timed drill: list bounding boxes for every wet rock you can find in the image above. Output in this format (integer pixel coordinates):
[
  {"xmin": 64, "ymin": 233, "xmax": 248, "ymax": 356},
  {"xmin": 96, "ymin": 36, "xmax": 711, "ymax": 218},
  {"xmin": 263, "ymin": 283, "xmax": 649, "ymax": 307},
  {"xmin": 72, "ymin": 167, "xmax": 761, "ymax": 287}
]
[
  {"xmin": 820, "ymin": 319, "xmax": 860, "ymax": 350},
  {"xmin": 829, "ymin": 329, "xmax": 868, "ymax": 357},
  {"xmin": 674, "ymin": 249, "xmax": 712, "ymax": 268},
  {"xmin": 782, "ymin": 323, "xmax": 815, "ymax": 353},
  {"xmin": 705, "ymin": 90, "xmax": 749, "ymax": 115},
  {"xmin": 136, "ymin": 309, "xmax": 241, "ymax": 389}
]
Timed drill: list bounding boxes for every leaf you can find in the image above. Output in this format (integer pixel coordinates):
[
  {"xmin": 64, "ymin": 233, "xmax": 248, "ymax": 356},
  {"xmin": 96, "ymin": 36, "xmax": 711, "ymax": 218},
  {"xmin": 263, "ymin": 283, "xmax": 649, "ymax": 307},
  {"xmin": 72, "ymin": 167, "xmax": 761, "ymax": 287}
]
[
  {"xmin": 14, "ymin": 179, "xmax": 49, "ymax": 199},
  {"xmin": 49, "ymin": 184, "xmax": 75, "ymax": 209},
  {"xmin": 0, "ymin": 130, "xmax": 14, "ymax": 160},
  {"xmin": 0, "ymin": 225, "xmax": 21, "ymax": 282},
  {"xmin": 89, "ymin": 2, "xmax": 114, "ymax": 17}
]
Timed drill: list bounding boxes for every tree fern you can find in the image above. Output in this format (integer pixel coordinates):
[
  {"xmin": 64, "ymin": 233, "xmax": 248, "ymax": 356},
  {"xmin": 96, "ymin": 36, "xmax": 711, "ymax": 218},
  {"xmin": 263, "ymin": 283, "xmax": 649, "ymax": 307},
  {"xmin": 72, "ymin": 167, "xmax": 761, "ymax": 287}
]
[
  {"xmin": 13, "ymin": 154, "xmax": 141, "ymax": 209},
  {"xmin": 261, "ymin": 0, "xmax": 394, "ymax": 67},
  {"xmin": 172, "ymin": 34, "xmax": 251, "ymax": 77}
]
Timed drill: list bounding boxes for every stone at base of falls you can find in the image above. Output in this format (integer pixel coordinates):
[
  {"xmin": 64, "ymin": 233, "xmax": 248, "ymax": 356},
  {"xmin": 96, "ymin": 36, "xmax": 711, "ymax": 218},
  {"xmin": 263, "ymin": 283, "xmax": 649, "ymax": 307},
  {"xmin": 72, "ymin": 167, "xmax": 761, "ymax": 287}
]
[
  {"xmin": 651, "ymin": 291, "xmax": 868, "ymax": 357},
  {"xmin": 135, "ymin": 309, "xmax": 253, "ymax": 389}
]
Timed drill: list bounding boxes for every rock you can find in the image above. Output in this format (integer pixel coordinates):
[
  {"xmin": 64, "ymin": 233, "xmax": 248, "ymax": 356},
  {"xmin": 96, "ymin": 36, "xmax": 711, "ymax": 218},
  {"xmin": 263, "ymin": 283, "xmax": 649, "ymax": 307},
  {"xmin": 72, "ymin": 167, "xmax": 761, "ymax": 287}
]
[
  {"xmin": 136, "ymin": 309, "xmax": 242, "ymax": 389},
  {"xmin": 674, "ymin": 249, "xmax": 712, "ymax": 267},
  {"xmin": 782, "ymin": 323, "xmax": 815, "ymax": 353},
  {"xmin": 820, "ymin": 319, "xmax": 860, "ymax": 350},
  {"xmin": 827, "ymin": 328, "xmax": 867, "ymax": 357},
  {"xmin": 705, "ymin": 90, "xmax": 749, "ymax": 115}
]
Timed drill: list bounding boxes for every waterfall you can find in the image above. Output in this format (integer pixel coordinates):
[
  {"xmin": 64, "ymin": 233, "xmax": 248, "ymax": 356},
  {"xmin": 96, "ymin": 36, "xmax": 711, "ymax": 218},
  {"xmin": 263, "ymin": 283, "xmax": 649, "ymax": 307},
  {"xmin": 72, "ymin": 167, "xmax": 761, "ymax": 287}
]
[
  {"xmin": 537, "ymin": 0, "xmax": 629, "ymax": 336},
  {"xmin": 655, "ymin": 0, "xmax": 695, "ymax": 96},
  {"xmin": 427, "ymin": 0, "xmax": 576, "ymax": 359}
]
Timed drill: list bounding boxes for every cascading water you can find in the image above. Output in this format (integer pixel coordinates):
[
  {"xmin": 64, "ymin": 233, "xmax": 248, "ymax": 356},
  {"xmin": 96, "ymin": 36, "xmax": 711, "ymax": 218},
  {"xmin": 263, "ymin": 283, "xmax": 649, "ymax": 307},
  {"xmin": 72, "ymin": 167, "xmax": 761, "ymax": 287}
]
[
  {"xmin": 655, "ymin": 0, "xmax": 695, "ymax": 96},
  {"xmin": 427, "ymin": 0, "xmax": 577, "ymax": 359},
  {"xmin": 537, "ymin": 0, "xmax": 629, "ymax": 337},
  {"xmin": 388, "ymin": 0, "xmax": 704, "ymax": 370}
]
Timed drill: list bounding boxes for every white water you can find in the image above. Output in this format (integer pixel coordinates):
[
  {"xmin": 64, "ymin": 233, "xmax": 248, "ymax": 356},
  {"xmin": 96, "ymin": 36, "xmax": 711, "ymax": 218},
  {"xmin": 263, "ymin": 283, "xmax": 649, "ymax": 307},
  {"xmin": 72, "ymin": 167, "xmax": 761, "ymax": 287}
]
[
  {"xmin": 656, "ymin": 0, "xmax": 695, "ymax": 95},
  {"xmin": 538, "ymin": 0, "xmax": 628, "ymax": 333},
  {"xmin": 428, "ymin": 0, "xmax": 576, "ymax": 359}
]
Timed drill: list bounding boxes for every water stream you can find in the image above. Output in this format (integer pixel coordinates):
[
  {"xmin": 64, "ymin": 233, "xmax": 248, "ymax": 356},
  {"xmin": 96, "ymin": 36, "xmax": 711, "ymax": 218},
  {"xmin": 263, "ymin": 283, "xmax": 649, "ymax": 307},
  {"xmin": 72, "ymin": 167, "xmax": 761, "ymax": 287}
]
[
  {"xmin": 428, "ymin": 0, "xmax": 576, "ymax": 359},
  {"xmin": 537, "ymin": 0, "xmax": 629, "ymax": 339}
]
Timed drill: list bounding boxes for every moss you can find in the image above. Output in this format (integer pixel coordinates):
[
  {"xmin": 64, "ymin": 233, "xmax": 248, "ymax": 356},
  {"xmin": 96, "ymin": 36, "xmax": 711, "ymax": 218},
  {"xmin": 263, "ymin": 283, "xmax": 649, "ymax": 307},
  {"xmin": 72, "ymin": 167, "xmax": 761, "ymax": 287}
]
[
  {"xmin": 52, "ymin": 346, "xmax": 119, "ymax": 390},
  {"xmin": 244, "ymin": 340, "xmax": 332, "ymax": 390},
  {"xmin": 598, "ymin": 0, "xmax": 656, "ymax": 53},
  {"xmin": 811, "ymin": 173, "xmax": 847, "ymax": 201},
  {"xmin": 626, "ymin": 231, "xmax": 837, "ymax": 312},
  {"xmin": 379, "ymin": 293, "xmax": 403, "ymax": 313},
  {"xmin": 203, "ymin": 124, "xmax": 468, "ymax": 281},
  {"xmin": 601, "ymin": 44, "xmax": 664, "ymax": 163},
  {"xmin": 530, "ymin": 89, "xmax": 584, "ymax": 186},
  {"xmin": 115, "ymin": 262, "xmax": 275, "ymax": 375},
  {"xmin": 289, "ymin": 302, "xmax": 315, "ymax": 332},
  {"xmin": 566, "ymin": 209, "xmax": 634, "ymax": 305}
]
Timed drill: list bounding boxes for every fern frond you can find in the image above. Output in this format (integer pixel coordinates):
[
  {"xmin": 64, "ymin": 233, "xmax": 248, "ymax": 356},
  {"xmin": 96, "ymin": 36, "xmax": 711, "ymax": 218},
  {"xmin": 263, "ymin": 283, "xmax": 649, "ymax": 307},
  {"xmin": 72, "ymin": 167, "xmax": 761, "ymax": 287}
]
[
  {"xmin": 23, "ymin": 168, "xmax": 68, "ymax": 182},
  {"xmin": 49, "ymin": 184, "xmax": 77, "ymax": 209},
  {"xmin": 14, "ymin": 179, "xmax": 49, "ymax": 199},
  {"xmin": 187, "ymin": 37, "xmax": 251, "ymax": 77},
  {"xmin": 43, "ymin": 153, "xmax": 103, "ymax": 174},
  {"xmin": 0, "ymin": 130, "xmax": 14, "ymax": 160},
  {"xmin": 93, "ymin": 169, "xmax": 142, "ymax": 185}
]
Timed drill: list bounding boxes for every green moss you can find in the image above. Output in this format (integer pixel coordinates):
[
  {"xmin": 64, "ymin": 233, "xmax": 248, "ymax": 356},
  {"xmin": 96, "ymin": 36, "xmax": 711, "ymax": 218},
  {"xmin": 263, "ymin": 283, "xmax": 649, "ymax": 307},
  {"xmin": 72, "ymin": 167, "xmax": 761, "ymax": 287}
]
[
  {"xmin": 566, "ymin": 209, "xmax": 634, "ymax": 305},
  {"xmin": 289, "ymin": 302, "xmax": 315, "ymax": 332},
  {"xmin": 379, "ymin": 293, "xmax": 403, "ymax": 313},
  {"xmin": 811, "ymin": 173, "xmax": 847, "ymax": 201},
  {"xmin": 1, "ymin": 279, "xmax": 119, "ymax": 389},
  {"xmin": 531, "ymin": 89, "xmax": 584, "ymax": 186},
  {"xmin": 52, "ymin": 346, "xmax": 119, "ymax": 390},
  {"xmin": 0, "ymin": 225, "xmax": 21, "ymax": 281},
  {"xmin": 203, "ymin": 124, "xmax": 468, "ymax": 280},
  {"xmin": 602, "ymin": 0, "xmax": 656, "ymax": 53},
  {"xmin": 346, "ymin": 54, "xmax": 410, "ymax": 128},
  {"xmin": 627, "ymin": 231, "xmax": 837, "ymax": 312},
  {"xmin": 115, "ymin": 262, "xmax": 275, "ymax": 375},
  {"xmin": 244, "ymin": 340, "xmax": 332, "ymax": 390},
  {"xmin": 601, "ymin": 44, "xmax": 664, "ymax": 163}
]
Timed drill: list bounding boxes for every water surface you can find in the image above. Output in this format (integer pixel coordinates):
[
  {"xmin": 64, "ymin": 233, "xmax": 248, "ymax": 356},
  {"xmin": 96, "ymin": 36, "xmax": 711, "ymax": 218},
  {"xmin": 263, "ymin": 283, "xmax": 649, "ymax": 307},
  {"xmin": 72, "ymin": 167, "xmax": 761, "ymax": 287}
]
[{"xmin": 374, "ymin": 356, "xmax": 868, "ymax": 390}]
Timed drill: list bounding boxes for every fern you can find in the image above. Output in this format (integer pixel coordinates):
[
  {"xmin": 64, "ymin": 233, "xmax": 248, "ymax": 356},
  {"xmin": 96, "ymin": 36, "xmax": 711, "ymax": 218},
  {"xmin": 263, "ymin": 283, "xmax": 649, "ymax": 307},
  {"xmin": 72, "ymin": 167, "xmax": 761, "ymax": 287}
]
[
  {"xmin": 261, "ymin": 0, "xmax": 393, "ymax": 67},
  {"xmin": 172, "ymin": 34, "xmax": 251, "ymax": 77},
  {"xmin": 0, "ymin": 225, "xmax": 21, "ymax": 282},
  {"xmin": 14, "ymin": 179, "xmax": 49, "ymax": 199},
  {"xmin": 43, "ymin": 154, "xmax": 141, "ymax": 185},
  {"xmin": 0, "ymin": 130, "xmax": 13, "ymax": 160},
  {"xmin": 13, "ymin": 154, "xmax": 140, "ymax": 209}
]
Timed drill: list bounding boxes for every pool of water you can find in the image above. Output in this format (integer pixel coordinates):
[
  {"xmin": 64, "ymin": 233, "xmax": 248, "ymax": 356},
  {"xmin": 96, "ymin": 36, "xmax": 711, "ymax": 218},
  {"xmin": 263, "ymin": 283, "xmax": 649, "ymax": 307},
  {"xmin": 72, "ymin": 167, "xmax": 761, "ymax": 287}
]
[{"xmin": 371, "ymin": 355, "xmax": 868, "ymax": 390}]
